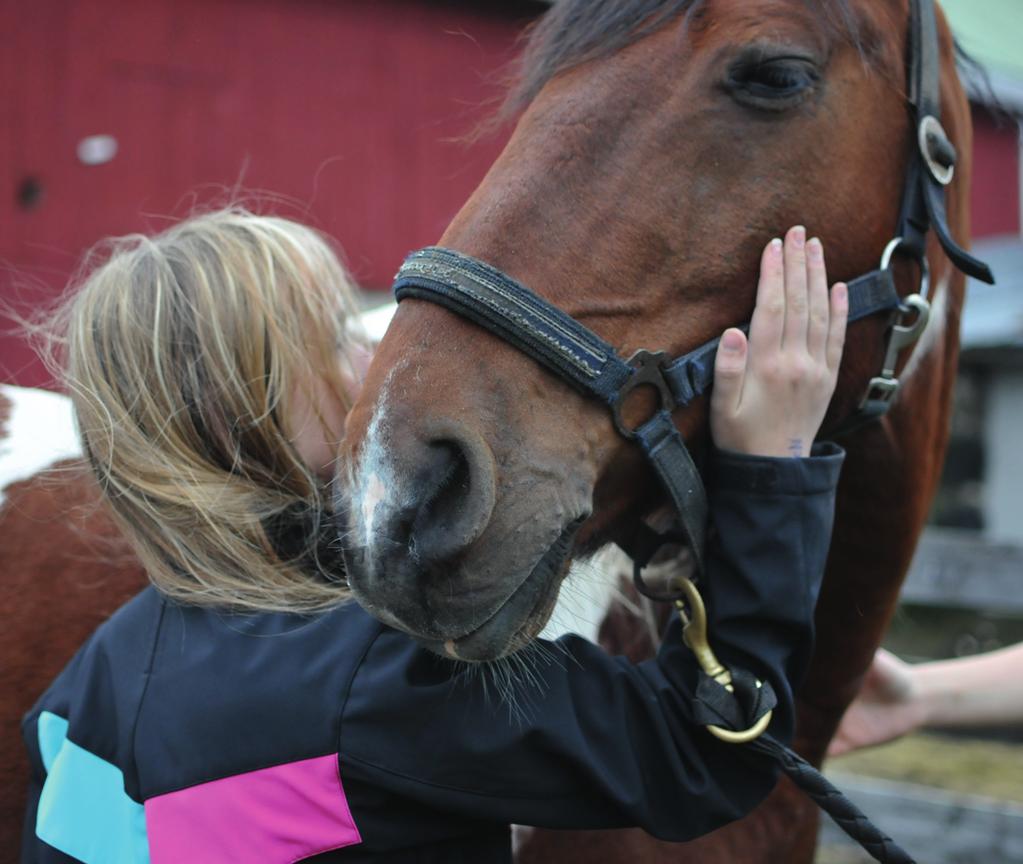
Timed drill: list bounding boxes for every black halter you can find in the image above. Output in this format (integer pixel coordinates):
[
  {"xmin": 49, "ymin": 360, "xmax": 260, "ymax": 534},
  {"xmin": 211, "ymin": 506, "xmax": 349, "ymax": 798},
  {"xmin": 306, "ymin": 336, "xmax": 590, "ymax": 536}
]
[
  {"xmin": 393, "ymin": 5, "xmax": 989, "ymax": 859},
  {"xmin": 394, "ymin": 0, "xmax": 995, "ymax": 597}
]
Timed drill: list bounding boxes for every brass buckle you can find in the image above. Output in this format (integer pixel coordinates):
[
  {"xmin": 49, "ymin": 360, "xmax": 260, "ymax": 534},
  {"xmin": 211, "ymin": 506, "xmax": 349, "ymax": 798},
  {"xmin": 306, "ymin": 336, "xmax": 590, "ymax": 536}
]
[{"xmin": 673, "ymin": 578, "xmax": 773, "ymax": 744}]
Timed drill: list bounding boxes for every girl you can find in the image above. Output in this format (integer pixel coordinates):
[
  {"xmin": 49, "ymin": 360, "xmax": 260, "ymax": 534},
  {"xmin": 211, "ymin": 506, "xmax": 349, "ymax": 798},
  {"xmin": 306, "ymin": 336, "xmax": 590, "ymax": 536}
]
[{"xmin": 22, "ymin": 211, "xmax": 846, "ymax": 863}]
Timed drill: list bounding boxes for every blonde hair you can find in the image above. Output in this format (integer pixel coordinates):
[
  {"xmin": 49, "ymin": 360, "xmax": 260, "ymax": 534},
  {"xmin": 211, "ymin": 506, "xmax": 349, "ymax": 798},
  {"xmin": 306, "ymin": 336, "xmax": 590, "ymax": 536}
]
[{"xmin": 48, "ymin": 208, "xmax": 366, "ymax": 612}]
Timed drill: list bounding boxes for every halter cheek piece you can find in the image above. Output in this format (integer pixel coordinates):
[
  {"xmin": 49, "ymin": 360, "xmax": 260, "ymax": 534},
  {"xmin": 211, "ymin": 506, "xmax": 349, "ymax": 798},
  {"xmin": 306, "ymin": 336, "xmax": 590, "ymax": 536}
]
[{"xmin": 393, "ymin": 2, "xmax": 992, "ymax": 861}]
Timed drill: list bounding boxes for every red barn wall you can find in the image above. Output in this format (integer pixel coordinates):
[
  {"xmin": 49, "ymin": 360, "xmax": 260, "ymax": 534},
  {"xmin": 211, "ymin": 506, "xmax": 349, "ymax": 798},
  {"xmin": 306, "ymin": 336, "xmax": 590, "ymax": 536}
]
[
  {"xmin": 3, "ymin": 1, "xmax": 1020, "ymax": 388},
  {"xmin": 1, "ymin": 0, "xmax": 541, "ymax": 387},
  {"xmin": 971, "ymin": 106, "xmax": 1021, "ymax": 239}
]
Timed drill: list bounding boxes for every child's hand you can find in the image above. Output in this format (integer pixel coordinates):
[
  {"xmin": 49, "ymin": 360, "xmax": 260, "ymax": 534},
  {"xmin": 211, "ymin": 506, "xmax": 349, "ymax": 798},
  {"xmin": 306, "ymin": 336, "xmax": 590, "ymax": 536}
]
[{"xmin": 710, "ymin": 226, "xmax": 847, "ymax": 458}]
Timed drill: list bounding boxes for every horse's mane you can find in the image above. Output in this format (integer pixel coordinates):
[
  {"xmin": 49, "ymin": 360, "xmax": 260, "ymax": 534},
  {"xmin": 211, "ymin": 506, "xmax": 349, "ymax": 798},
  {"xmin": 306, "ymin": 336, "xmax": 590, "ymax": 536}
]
[{"xmin": 504, "ymin": 0, "xmax": 873, "ymax": 116}]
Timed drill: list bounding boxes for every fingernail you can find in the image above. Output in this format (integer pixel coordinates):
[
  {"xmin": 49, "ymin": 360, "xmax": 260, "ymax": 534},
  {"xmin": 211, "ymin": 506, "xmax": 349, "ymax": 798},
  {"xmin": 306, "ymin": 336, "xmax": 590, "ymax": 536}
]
[
  {"xmin": 834, "ymin": 283, "xmax": 848, "ymax": 305},
  {"xmin": 721, "ymin": 330, "xmax": 744, "ymax": 353},
  {"xmin": 791, "ymin": 226, "xmax": 806, "ymax": 248},
  {"xmin": 770, "ymin": 238, "xmax": 783, "ymax": 256},
  {"xmin": 808, "ymin": 237, "xmax": 823, "ymax": 260}
]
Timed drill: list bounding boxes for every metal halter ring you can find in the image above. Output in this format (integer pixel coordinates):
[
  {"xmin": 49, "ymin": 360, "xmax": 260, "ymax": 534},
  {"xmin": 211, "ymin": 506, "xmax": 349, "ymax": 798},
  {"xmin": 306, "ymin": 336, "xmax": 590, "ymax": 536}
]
[
  {"xmin": 611, "ymin": 349, "xmax": 675, "ymax": 439},
  {"xmin": 881, "ymin": 236, "xmax": 931, "ymax": 298}
]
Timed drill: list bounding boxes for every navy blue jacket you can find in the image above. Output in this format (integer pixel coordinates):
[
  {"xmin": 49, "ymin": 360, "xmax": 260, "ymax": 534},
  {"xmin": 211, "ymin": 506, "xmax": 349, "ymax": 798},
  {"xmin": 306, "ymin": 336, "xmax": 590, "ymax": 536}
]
[{"xmin": 22, "ymin": 445, "xmax": 843, "ymax": 863}]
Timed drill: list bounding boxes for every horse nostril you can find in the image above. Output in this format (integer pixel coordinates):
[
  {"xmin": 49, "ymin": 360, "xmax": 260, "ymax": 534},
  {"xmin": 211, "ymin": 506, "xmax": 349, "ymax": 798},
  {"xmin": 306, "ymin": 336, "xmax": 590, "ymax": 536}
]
[
  {"xmin": 409, "ymin": 435, "xmax": 495, "ymax": 566},
  {"xmin": 415, "ymin": 442, "xmax": 468, "ymax": 534}
]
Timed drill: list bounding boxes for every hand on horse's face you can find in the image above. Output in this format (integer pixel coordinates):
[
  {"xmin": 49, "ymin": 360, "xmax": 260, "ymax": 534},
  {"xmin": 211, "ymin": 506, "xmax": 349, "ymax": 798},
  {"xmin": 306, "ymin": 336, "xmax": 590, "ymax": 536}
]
[{"xmin": 710, "ymin": 226, "xmax": 848, "ymax": 458}]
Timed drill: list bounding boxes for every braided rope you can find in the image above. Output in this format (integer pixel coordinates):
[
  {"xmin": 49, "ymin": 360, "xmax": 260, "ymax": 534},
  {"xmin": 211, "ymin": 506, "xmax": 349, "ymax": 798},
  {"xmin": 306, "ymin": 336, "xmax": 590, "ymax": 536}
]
[{"xmin": 748, "ymin": 737, "xmax": 916, "ymax": 864}]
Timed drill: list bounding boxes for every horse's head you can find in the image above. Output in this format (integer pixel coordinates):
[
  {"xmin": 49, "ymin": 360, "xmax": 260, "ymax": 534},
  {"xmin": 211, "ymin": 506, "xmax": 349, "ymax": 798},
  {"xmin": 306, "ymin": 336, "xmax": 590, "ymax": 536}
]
[{"xmin": 340, "ymin": 0, "xmax": 970, "ymax": 660}]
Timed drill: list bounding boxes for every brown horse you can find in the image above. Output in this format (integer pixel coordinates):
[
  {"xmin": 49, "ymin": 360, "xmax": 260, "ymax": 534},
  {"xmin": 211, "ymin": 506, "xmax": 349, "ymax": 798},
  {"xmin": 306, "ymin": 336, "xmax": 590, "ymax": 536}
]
[
  {"xmin": 0, "ymin": 379, "xmax": 629, "ymax": 859},
  {"xmin": 341, "ymin": 0, "xmax": 977, "ymax": 861},
  {"xmin": 0, "ymin": 386, "xmax": 146, "ymax": 855},
  {"xmin": 0, "ymin": 304, "xmax": 397, "ymax": 854}
]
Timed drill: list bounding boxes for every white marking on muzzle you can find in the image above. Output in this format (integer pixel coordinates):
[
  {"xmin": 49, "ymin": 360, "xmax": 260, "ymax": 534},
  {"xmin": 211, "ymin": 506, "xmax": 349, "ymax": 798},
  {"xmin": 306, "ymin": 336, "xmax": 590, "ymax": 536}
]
[
  {"xmin": 350, "ymin": 370, "xmax": 402, "ymax": 564},
  {"xmin": 361, "ymin": 472, "xmax": 388, "ymax": 549},
  {"xmin": 0, "ymin": 385, "xmax": 82, "ymax": 509}
]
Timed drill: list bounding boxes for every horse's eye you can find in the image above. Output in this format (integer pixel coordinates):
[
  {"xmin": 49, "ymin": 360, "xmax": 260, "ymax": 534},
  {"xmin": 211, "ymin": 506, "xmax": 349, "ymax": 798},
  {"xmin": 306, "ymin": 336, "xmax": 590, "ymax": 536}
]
[{"xmin": 726, "ymin": 57, "xmax": 819, "ymax": 108}]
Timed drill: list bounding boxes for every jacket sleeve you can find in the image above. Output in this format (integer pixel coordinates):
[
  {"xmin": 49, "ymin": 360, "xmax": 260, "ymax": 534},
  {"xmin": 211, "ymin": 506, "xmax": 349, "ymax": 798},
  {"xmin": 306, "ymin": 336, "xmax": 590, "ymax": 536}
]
[
  {"xmin": 20, "ymin": 646, "xmax": 90, "ymax": 864},
  {"xmin": 338, "ymin": 443, "xmax": 844, "ymax": 842}
]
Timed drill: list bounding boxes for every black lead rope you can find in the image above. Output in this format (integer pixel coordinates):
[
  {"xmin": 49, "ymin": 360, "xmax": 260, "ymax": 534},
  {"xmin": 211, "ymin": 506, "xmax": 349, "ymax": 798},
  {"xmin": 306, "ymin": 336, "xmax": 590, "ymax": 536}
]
[
  {"xmin": 392, "ymin": 1, "xmax": 994, "ymax": 859},
  {"xmin": 691, "ymin": 677, "xmax": 913, "ymax": 864},
  {"xmin": 753, "ymin": 737, "xmax": 914, "ymax": 864},
  {"xmin": 684, "ymin": 615, "xmax": 915, "ymax": 864}
]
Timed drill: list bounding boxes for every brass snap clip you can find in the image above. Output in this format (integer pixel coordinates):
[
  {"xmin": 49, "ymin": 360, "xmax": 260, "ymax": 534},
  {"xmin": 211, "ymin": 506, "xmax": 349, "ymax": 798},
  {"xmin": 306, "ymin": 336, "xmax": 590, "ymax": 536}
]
[
  {"xmin": 860, "ymin": 291, "xmax": 931, "ymax": 410},
  {"xmin": 673, "ymin": 578, "xmax": 773, "ymax": 744},
  {"xmin": 860, "ymin": 239, "xmax": 933, "ymax": 411}
]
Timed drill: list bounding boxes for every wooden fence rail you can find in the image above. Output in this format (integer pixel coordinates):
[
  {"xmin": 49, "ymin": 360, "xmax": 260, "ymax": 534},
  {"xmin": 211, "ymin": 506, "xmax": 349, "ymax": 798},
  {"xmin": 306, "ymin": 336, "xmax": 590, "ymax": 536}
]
[
  {"xmin": 900, "ymin": 528, "xmax": 1023, "ymax": 611},
  {"xmin": 818, "ymin": 773, "xmax": 1023, "ymax": 863}
]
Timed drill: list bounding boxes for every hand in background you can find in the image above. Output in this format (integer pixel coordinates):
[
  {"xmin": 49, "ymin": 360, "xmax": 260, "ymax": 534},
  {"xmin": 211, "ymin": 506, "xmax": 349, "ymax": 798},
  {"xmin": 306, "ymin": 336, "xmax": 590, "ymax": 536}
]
[
  {"xmin": 828, "ymin": 649, "xmax": 924, "ymax": 756},
  {"xmin": 830, "ymin": 643, "xmax": 1023, "ymax": 757}
]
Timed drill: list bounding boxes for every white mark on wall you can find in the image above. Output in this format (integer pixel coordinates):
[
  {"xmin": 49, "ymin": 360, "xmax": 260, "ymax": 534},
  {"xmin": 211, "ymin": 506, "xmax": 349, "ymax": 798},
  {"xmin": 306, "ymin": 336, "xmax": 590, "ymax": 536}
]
[{"xmin": 76, "ymin": 135, "xmax": 118, "ymax": 166}]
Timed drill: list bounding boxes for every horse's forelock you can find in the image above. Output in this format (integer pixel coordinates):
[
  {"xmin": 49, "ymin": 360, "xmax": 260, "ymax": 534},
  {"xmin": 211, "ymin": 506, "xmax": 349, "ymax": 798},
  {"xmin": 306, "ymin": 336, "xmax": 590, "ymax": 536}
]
[
  {"xmin": 504, "ymin": 0, "xmax": 888, "ymax": 117},
  {"xmin": 507, "ymin": 0, "xmax": 700, "ymax": 113}
]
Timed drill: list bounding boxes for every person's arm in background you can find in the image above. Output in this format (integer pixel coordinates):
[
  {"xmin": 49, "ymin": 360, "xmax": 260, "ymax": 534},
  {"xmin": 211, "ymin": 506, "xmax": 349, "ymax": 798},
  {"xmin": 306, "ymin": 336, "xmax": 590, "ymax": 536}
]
[{"xmin": 829, "ymin": 643, "xmax": 1023, "ymax": 756}]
